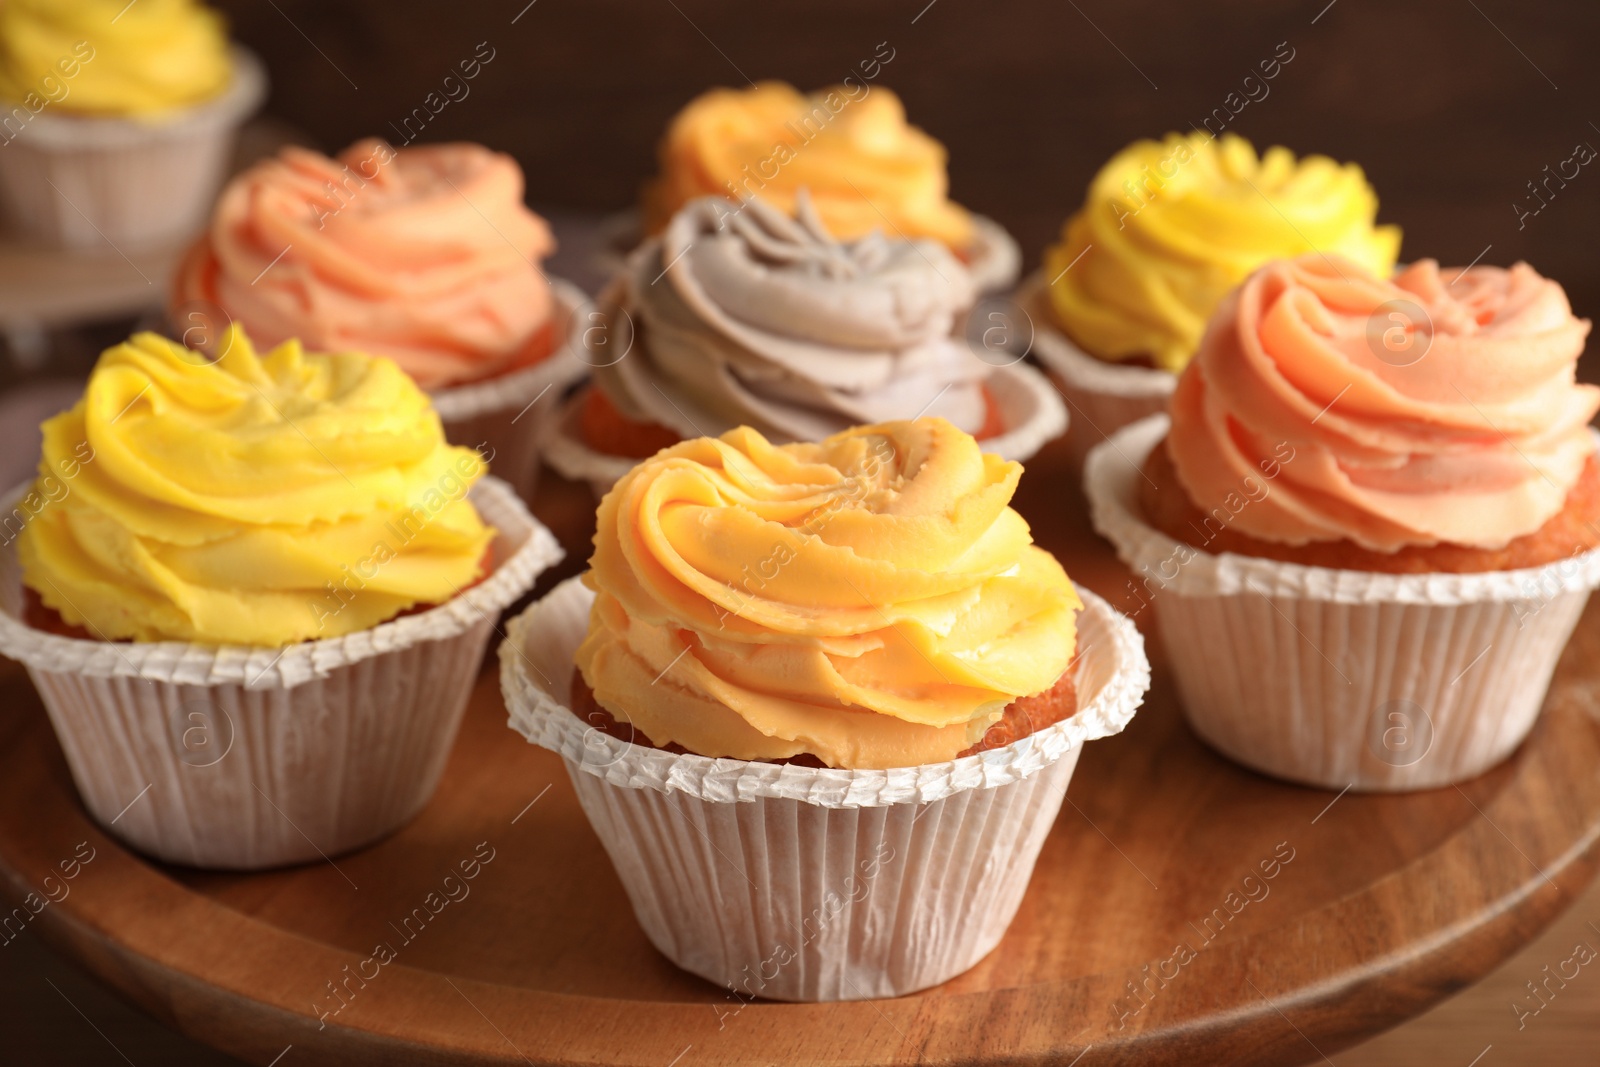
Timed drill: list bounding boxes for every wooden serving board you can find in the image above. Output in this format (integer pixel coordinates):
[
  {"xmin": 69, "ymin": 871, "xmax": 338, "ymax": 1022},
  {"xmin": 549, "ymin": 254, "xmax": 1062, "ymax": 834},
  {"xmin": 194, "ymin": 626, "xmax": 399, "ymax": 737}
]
[{"xmin": 3, "ymin": 448, "xmax": 1600, "ymax": 1067}]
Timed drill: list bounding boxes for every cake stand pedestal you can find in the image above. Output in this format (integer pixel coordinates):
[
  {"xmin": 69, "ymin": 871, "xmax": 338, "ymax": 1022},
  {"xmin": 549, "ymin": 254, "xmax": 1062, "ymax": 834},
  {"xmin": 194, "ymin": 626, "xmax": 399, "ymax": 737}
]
[{"xmin": 1, "ymin": 440, "xmax": 1598, "ymax": 1067}]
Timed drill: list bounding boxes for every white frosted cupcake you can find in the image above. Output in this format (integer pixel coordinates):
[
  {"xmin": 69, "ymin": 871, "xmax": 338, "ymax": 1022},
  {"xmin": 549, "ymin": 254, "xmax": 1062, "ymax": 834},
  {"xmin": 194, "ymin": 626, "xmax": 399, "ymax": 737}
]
[
  {"xmin": 170, "ymin": 138, "xmax": 588, "ymax": 501},
  {"xmin": 505, "ymin": 417, "xmax": 1147, "ymax": 1000},
  {"xmin": 0, "ymin": 328, "xmax": 562, "ymax": 868},
  {"xmin": 0, "ymin": 0, "xmax": 265, "ymax": 248},
  {"xmin": 1087, "ymin": 254, "xmax": 1600, "ymax": 791},
  {"xmin": 545, "ymin": 193, "xmax": 1064, "ymax": 496},
  {"xmin": 1033, "ymin": 132, "xmax": 1399, "ymax": 470}
]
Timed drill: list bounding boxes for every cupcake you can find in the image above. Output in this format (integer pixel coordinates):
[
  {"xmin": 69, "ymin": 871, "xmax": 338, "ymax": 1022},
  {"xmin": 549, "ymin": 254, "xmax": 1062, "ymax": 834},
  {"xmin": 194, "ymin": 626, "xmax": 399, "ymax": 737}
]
[
  {"xmin": 0, "ymin": 327, "xmax": 562, "ymax": 868},
  {"xmin": 625, "ymin": 80, "xmax": 1019, "ymax": 292},
  {"xmin": 544, "ymin": 193, "xmax": 1065, "ymax": 495},
  {"xmin": 503, "ymin": 417, "xmax": 1147, "ymax": 1000},
  {"xmin": 0, "ymin": 0, "xmax": 265, "ymax": 248},
  {"xmin": 1031, "ymin": 132, "xmax": 1400, "ymax": 469},
  {"xmin": 1086, "ymin": 253, "xmax": 1600, "ymax": 791},
  {"xmin": 169, "ymin": 138, "xmax": 588, "ymax": 499}
]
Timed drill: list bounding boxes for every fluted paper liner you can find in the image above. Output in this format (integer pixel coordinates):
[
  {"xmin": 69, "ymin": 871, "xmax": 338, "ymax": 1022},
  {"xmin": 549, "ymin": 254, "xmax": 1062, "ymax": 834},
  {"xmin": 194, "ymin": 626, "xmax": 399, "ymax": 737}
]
[
  {"xmin": 593, "ymin": 208, "xmax": 1022, "ymax": 295},
  {"xmin": 0, "ymin": 477, "xmax": 562, "ymax": 869},
  {"xmin": 541, "ymin": 361, "xmax": 1068, "ymax": 501},
  {"xmin": 963, "ymin": 214, "xmax": 1022, "ymax": 294},
  {"xmin": 1019, "ymin": 272, "xmax": 1178, "ymax": 473},
  {"xmin": 0, "ymin": 48, "xmax": 267, "ymax": 250},
  {"xmin": 431, "ymin": 278, "xmax": 590, "ymax": 502},
  {"xmin": 1086, "ymin": 414, "xmax": 1600, "ymax": 792},
  {"xmin": 499, "ymin": 576, "xmax": 1148, "ymax": 1000}
]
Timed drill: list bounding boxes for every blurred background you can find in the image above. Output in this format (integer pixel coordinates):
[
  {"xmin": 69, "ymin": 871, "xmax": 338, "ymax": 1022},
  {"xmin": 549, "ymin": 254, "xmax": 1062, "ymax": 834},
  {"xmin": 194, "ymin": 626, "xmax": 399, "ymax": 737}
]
[
  {"xmin": 2, "ymin": 1, "xmax": 1598, "ymax": 1063},
  {"xmin": 214, "ymin": 0, "xmax": 1600, "ymax": 311},
  {"xmin": 7, "ymin": 0, "xmax": 1600, "ymax": 380}
]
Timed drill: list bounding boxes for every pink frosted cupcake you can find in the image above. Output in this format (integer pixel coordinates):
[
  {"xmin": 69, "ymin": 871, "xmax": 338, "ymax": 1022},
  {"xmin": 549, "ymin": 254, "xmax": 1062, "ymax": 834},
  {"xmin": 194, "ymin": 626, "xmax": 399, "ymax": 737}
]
[
  {"xmin": 170, "ymin": 138, "xmax": 586, "ymax": 497},
  {"xmin": 1088, "ymin": 254, "xmax": 1600, "ymax": 790}
]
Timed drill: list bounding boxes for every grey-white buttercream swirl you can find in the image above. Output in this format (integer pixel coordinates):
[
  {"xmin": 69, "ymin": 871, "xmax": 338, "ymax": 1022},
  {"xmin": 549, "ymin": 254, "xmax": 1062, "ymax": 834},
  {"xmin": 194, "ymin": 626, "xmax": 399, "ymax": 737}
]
[{"xmin": 591, "ymin": 193, "xmax": 990, "ymax": 442}]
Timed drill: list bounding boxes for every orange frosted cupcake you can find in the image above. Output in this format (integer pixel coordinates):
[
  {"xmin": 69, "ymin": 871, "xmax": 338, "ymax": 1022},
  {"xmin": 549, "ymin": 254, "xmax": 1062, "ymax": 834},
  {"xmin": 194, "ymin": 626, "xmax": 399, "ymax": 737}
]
[
  {"xmin": 633, "ymin": 80, "xmax": 1020, "ymax": 292},
  {"xmin": 169, "ymin": 138, "xmax": 587, "ymax": 497},
  {"xmin": 502, "ymin": 418, "xmax": 1148, "ymax": 999},
  {"xmin": 544, "ymin": 193, "xmax": 1064, "ymax": 496},
  {"xmin": 1087, "ymin": 253, "xmax": 1600, "ymax": 791}
]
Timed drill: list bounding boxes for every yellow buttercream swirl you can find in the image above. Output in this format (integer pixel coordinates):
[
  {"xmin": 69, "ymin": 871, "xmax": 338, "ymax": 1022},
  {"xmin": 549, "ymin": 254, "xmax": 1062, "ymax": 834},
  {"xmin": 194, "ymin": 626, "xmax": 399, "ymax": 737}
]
[
  {"xmin": 17, "ymin": 328, "xmax": 493, "ymax": 646},
  {"xmin": 577, "ymin": 418, "xmax": 1081, "ymax": 769},
  {"xmin": 0, "ymin": 0, "xmax": 232, "ymax": 116},
  {"xmin": 1044, "ymin": 132, "xmax": 1400, "ymax": 372},
  {"xmin": 644, "ymin": 81, "xmax": 976, "ymax": 249}
]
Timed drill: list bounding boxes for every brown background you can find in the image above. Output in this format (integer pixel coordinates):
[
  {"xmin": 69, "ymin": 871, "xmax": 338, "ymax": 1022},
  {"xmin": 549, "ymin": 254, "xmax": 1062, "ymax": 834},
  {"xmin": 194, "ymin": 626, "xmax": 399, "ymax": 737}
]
[
  {"xmin": 5, "ymin": 2, "xmax": 1600, "ymax": 1064},
  {"xmin": 212, "ymin": 0, "xmax": 1600, "ymax": 315}
]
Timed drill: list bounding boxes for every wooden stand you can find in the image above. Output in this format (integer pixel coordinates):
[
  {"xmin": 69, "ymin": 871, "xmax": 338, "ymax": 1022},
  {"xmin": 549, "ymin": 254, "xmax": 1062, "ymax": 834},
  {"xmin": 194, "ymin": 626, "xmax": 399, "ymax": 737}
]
[{"xmin": 1, "ymin": 455, "xmax": 1598, "ymax": 1067}]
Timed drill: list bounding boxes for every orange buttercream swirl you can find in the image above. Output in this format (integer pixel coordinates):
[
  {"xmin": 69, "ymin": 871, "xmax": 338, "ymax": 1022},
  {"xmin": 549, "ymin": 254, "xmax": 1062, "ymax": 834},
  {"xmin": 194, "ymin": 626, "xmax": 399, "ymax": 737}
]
[
  {"xmin": 1167, "ymin": 255, "xmax": 1598, "ymax": 552},
  {"xmin": 172, "ymin": 139, "xmax": 556, "ymax": 390},
  {"xmin": 576, "ymin": 418, "xmax": 1082, "ymax": 769},
  {"xmin": 643, "ymin": 81, "xmax": 975, "ymax": 249}
]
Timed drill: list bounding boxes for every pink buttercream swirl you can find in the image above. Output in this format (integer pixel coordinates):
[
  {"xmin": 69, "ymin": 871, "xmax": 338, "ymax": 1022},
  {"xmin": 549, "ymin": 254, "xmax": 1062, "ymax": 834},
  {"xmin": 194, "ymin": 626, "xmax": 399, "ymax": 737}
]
[
  {"xmin": 1167, "ymin": 254, "xmax": 1598, "ymax": 552},
  {"xmin": 172, "ymin": 139, "xmax": 556, "ymax": 390}
]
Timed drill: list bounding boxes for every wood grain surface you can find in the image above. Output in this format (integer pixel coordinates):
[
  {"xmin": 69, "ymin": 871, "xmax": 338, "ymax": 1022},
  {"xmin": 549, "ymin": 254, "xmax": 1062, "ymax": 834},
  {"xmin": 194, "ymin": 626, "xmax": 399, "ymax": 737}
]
[{"xmin": 1, "ymin": 449, "xmax": 1599, "ymax": 1066}]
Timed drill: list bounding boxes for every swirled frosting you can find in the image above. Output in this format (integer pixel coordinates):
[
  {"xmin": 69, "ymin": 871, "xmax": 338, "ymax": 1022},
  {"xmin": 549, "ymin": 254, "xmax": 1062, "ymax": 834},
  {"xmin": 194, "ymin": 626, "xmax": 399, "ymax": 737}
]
[
  {"xmin": 595, "ymin": 194, "xmax": 990, "ymax": 442},
  {"xmin": 1167, "ymin": 255, "xmax": 1599, "ymax": 552},
  {"xmin": 0, "ymin": 0, "xmax": 231, "ymax": 115},
  {"xmin": 1045, "ymin": 132, "xmax": 1400, "ymax": 372},
  {"xmin": 576, "ymin": 418, "xmax": 1082, "ymax": 768},
  {"xmin": 644, "ymin": 81, "xmax": 976, "ymax": 249},
  {"xmin": 18, "ymin": 328, "xmax": 493, "ymax": 646},
  {"xmin": 172, "ymin": 139, "xmax": 557, "ymax": 391}
]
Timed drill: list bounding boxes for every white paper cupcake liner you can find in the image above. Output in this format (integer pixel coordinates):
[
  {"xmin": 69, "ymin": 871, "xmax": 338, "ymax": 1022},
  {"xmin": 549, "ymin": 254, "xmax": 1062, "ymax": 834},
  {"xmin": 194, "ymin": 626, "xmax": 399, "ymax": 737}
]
[
  {"xmin": 1085, "ymin": 414, "xmax": 1600, "ymax": 792},
  {"xmin": 982, "ymin": 360, "xmax": 1068, "ymax": 463},
  {"xmin": 963, "ymin": 214, "xmax": 1022, "ymax": 295},
  {"xmin": 500, "ymin": 576, "xmax": 1148, "ymax": 1000},
  {"xmin": 0, "ymin": 476, "xmax": 563, "ymax": 869},
  {"xmin": 0, "ymin": 48, "xmax": 267, "ymax": 250},
  {"xmin": 595, "ymin": 208, "xmax": 1020, "ymax": 294},
  {"xmin": 538, "ymin": 388, "xmax": 635, "ymax": 499},
  {"xmin": 541, "ymin": 361, "xmax": 1069, "ymax": 501},
  {"xmin": 1018, "ymin": 272, "xmax": 1178, "ymax": 473},
  {"xmin": 431, "ymin": 278, "xmax": 591, "ymax": 502}
]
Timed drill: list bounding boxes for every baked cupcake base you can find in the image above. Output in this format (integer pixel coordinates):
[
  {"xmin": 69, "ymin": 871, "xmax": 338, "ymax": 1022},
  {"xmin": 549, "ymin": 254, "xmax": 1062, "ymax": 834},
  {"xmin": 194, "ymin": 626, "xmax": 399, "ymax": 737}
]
[
  {"xmin": 500, "ymin": 575, "xmax": 1147, "ymax": 1001},
  {"xmin": 541, "ymin": 361, "xmax": 1069, "ymax": 498},
  {"xmin": 569, "ymin": 666, "xmax": 1079, "ymax": 765},
  {"xmin": 0, "ymin": 476, "xmax": 563, "ymax": 870},
  {"xmin": 1021, "ymin": 272, "xmax": 1176, "ymax": 473},
  {"xmin": 577, "ymin": 384, "xmax": 1011, "ymax": 461},
  {"xmin": 1140, "ymin": 436, "xmax": 1600, "ymax": 573},
  {"xmin": 1086, "ymin": 414, "xmax": 1600, "ymax": 792}
]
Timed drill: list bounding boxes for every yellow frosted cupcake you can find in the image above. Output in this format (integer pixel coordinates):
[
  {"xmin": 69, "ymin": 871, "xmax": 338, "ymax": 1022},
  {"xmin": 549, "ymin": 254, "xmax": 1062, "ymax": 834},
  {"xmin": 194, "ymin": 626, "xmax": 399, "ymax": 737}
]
[
  {"xmin": 0, "ymin": 0, "xmax": 266, "ymax": 248},
  {"xmin": 502, "ymin": 418, "xmax": 1148, "ymax": 999},
  {"xmin": 0, "ymin": 327, "xmax": 563, "ymax": 869},
  {"xmin": 1029, "ymin": 131, "xmax": 1400, "ymax": 467},
  {"xmin": 633, "ymin": 80, "xmax": 1020, "ymax": 291}
]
